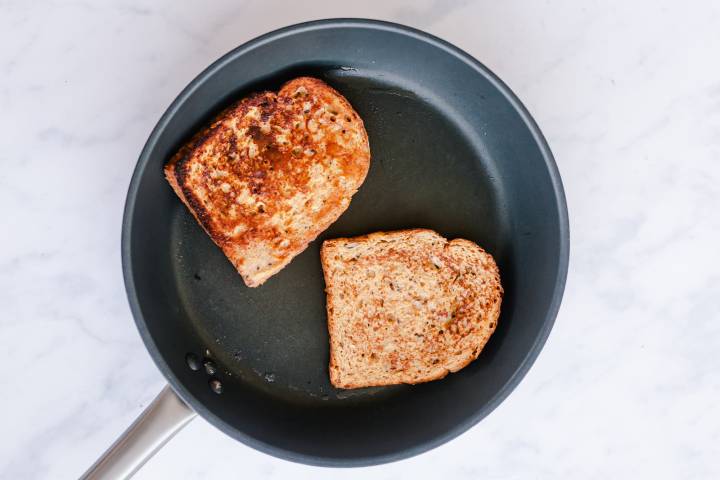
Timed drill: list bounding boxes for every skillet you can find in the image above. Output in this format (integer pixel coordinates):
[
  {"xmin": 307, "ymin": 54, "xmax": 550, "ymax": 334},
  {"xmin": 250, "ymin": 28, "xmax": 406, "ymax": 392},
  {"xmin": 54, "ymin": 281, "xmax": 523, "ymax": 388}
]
[{"xmin": 83, "ymin": 18, "xmax": 569, "ymax": 478}]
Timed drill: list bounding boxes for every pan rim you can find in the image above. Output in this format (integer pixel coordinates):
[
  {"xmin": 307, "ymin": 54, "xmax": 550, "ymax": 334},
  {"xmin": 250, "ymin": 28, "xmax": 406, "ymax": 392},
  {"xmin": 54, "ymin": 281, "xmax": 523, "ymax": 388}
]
[{"xmin": 122, "ymin": 18, "xmax": 570, "ymax": 467}]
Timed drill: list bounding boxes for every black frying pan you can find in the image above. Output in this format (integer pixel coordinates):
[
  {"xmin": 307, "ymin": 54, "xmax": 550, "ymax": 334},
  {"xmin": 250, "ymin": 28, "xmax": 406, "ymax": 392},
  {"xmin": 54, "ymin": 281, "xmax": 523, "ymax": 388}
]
[{"xmin": 83, "ymin": 19, "xmax": 569, "ymax": 478}]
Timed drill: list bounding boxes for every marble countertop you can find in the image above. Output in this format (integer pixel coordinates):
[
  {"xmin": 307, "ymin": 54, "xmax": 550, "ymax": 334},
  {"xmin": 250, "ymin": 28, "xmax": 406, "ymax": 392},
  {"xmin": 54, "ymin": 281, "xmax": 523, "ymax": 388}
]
[{"xmin": 2, "ymin": 1, "xmax": 719, "ymax": 478}]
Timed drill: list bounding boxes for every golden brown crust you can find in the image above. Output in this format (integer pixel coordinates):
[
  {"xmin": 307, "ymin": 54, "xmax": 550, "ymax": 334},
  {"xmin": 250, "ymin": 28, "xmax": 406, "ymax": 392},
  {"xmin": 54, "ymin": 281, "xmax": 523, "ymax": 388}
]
[
  {"xmin": 165, "ymin": 77, "xmax": 370, "ymax": 287},
  {"xmin": 321, "ymin": 229, "xmax": 503, "ymax": 389}
]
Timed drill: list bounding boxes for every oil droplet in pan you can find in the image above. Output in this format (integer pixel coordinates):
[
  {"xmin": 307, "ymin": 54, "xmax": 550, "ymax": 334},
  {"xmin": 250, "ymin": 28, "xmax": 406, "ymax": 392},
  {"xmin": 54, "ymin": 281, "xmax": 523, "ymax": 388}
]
[
  {"xmin": 203, "ymin": 359, "xmax": 217, "ymax": 375},
  {"xmin": 209, "ymin": 379, "xmax": 223, "ymax": 394},
  {"xmin": 185, "ymin": 353, "xmax": 200, "ymax": 371}
]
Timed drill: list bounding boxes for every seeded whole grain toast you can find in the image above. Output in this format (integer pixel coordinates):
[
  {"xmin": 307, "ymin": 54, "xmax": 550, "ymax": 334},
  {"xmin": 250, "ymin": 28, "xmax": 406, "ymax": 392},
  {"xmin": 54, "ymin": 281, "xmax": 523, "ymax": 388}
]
[
  {"xmin": 165, "ymin": 77, "xmax": 370, "ymax": 287},
  {"xmin": 321, "ymin": 229, "xmax": 502, "ymax": 388}
]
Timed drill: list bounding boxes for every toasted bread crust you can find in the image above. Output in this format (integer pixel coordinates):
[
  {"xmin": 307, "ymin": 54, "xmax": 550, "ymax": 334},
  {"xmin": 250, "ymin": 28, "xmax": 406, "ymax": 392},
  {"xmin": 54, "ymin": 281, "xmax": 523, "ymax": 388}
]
[
  {"xmin": 166, "ymin": 77, "xmax": 370, "ymax": 287},
  {"xmin": 321, "ymin": 229, "xmax": 503, "ymax": 389}
]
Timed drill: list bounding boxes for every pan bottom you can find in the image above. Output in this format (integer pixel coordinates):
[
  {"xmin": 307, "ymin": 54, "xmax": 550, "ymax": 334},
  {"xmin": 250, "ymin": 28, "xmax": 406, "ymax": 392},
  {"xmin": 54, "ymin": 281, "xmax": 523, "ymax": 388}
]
[{"xmin": 169, "ymin": 70, "xmax": 506, "ymax": 406}]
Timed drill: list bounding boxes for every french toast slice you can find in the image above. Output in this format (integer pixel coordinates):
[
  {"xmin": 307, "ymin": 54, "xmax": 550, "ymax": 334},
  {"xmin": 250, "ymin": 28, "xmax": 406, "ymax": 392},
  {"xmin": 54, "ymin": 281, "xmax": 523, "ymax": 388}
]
[
  {"xmin": 321, "ymin": 229, "xmax": 502, "ymax": 388},
  {"xmin": 165, "ymin": 77, "xmax": 370, "ymax": 287}
]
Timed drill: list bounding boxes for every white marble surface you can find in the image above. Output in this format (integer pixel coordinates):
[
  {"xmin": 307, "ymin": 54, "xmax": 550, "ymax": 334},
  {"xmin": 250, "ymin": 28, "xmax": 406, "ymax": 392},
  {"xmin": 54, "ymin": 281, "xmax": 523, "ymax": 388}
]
[{"xmin": 1, "ymin": 0, "xmax": 719, "ymax": 478}]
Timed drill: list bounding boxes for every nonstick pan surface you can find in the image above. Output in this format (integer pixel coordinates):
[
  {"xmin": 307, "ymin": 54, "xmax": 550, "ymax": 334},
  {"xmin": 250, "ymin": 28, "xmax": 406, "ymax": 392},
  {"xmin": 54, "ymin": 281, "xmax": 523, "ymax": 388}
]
[{"xmin": 122, "ymin": 19, "xmax": 569, "ymax": 466}]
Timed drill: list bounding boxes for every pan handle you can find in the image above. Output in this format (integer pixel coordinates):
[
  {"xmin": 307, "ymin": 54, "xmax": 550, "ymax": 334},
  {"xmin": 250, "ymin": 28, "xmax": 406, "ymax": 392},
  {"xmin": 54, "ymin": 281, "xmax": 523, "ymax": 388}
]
[{"xmin": 81, "ymin": 385, "xmax": 196, "ymax": 480}]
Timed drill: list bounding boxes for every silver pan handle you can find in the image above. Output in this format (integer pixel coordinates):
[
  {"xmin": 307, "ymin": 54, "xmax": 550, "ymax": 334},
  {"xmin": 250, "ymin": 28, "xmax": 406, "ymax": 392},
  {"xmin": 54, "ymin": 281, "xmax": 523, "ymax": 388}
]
[{"xmin": 81, "ymin": 385, "xmax": 196, "ymax": 479}]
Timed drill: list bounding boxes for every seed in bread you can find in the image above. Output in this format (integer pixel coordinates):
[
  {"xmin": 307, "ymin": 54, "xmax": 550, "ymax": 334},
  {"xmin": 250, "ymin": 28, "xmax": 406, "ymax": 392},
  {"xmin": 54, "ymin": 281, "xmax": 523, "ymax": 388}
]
[
  {"xmin": 321, "ymin": 229, "xmax": 502, "ymax": 389},
  {"xmin": 165, "ymin": 77, "xmax": 370, "ymax": 287}
]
